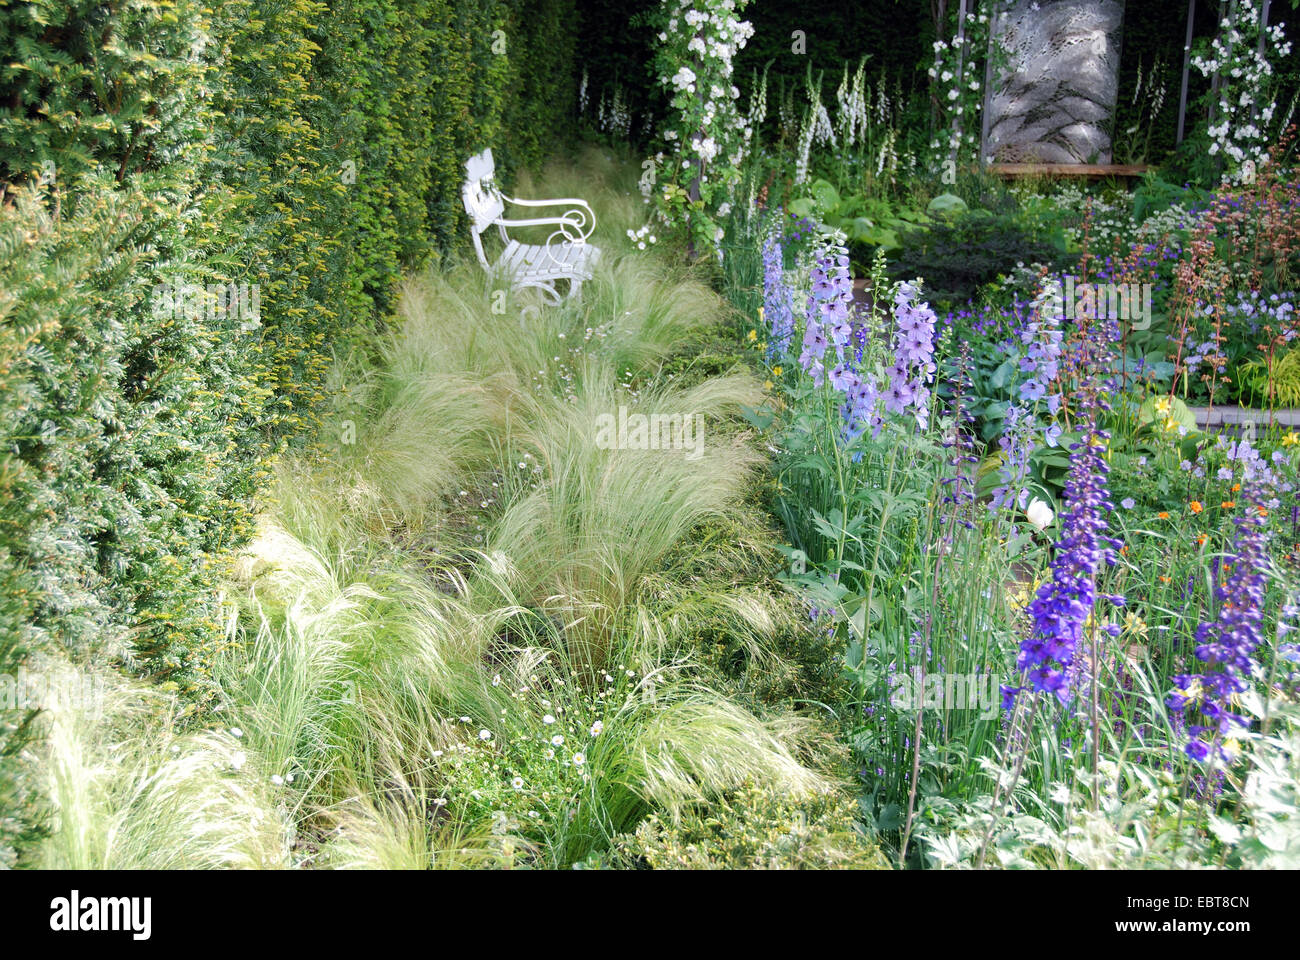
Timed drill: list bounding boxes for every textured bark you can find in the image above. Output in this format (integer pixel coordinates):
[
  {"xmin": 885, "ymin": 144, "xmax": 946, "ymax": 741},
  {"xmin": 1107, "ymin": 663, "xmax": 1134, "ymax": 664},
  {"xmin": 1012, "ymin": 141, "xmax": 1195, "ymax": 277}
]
[{"xmin": 985, "ymin": 0, "xmax": 1126, "ymax": 164}]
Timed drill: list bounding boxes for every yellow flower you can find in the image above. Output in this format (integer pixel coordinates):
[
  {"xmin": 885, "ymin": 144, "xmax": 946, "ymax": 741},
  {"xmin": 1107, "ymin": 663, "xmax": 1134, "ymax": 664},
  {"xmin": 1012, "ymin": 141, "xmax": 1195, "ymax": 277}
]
[
  {"xmin": 1154, "ymin": 396, "xmax": 1173, "ymax": 416},
  {"xmin": 772, "ymin": 365, "xmax": 783, "ymax": 377},
  {"xmin": 747, "ymin": 329, "xmax": 757, "ymax": 341},
  {"xmin": 763, "ymin": 379, "xmax": 774, "ymax": 391},
  {"xmin": 1123, "ymin": 611, "xmax": 1149, "ymax": 639},
  {"xmin": 1007, "ymin": 578, "xmax": 1041, "ymax": 611},
  {"xmin": 1285, "ymin": 432, "xmax": 1299, "ymax": 447}
]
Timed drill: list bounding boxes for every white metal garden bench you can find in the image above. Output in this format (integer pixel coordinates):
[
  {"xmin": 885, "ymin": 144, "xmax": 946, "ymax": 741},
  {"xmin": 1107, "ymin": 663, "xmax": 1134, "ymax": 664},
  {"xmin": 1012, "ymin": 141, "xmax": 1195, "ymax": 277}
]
[{"xmin": 462, "ymin": 148, "xmax": 600, "ymax": 304}]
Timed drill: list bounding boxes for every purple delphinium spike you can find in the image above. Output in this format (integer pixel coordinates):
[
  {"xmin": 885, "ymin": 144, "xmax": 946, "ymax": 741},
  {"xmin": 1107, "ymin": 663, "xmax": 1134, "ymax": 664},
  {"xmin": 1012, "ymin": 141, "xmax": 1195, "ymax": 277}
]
[
  {"xmin": 762, "ymin": 233, "xmax": 795, "ymax": 357},
  {"xmin": 887, "ymin": 280, "xmax": 937, "ymax": 431},
  {"xmin": 798, "ymin": 241, "xmax": 852, "ymax": 386},
  {"xmin": 1014, "ymin": 411, "xmax": 1119, "ymax": 703},
  {"xmin": 1167, "ymin": 483, "xmax": 1272, "ymax": 763}
]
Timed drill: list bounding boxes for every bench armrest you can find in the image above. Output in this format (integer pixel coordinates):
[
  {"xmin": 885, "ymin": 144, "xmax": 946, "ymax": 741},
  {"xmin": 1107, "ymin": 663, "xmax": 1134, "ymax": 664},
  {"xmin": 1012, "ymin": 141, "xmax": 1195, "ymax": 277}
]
[
  {"xmin": 502, "ymin": 195, "xmax": 595, "ymax": 240},
  {"xmin": 496, "ymin": 213, "xmax": 592, "ymax": 245}
]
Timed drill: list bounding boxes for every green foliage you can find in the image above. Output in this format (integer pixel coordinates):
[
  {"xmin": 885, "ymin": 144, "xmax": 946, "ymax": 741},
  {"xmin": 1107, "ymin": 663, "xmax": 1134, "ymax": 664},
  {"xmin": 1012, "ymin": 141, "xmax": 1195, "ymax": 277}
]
[
  {"xmin": 789, "ymin": 179, "xmax": 929, "ymax": 256},
  {"xmin": 0, "ymin": 0, "xmax": 578, "ymax": 864},
  {"xmin": 1241, "ymin": 347, "xmax": 1300, "ymax": 408},
  {"xmin": 612, "ymin": 779, "xmax": 889, "ymax": 869},
  {"xmin": 889, "ymin": 209, "xmax": 1070, "ymax": 308},
  {"xmin": 0, "ymin": 0, "xmax": 578, "ymax": 669}
]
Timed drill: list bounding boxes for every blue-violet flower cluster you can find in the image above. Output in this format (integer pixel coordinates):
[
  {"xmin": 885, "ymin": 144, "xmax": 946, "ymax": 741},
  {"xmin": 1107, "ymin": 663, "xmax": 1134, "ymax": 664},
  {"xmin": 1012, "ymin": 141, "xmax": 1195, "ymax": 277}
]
[
  {"xmin": 1012, "ymin": 419, "xmax": 1119, "ymax": 702},
  {"xmin": 1167, "ymin": 485, "xmax": 1271, "ymax": 763},
  {"xmin": 762, "ymin": 233, "xmax": 795, "ymax": 356}
]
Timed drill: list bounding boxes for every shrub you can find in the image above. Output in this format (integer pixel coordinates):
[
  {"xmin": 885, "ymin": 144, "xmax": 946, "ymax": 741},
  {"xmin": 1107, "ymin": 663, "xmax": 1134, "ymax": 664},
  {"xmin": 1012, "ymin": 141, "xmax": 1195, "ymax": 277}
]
[
  {"xmin": 889, "ymin": 210, "xmax": 1070, "ymax": 308},
  {"xmin": 613, "ymin": 779, "xmax": 888, "ymax": 869},
  {"xmin": 0, "ymin": 0, "xmax": 578, "ymax": 863},
  {"xmin": 0, "ymin": 0, "xmax": 581, "ymax": 666}
]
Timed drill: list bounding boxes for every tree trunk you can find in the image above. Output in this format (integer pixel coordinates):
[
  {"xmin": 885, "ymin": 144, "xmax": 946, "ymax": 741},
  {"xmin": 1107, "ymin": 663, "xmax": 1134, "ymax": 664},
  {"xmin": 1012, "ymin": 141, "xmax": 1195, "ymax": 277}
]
[{"xmin": 1177, "ymin": 0, "xmax": 1194, "ymax": 144}]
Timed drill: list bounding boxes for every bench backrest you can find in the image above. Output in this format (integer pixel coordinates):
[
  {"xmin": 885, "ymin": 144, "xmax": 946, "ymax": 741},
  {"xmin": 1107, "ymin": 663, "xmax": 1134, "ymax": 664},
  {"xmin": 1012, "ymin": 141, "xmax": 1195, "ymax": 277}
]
[
  {"xmin": 462, "ymin": 148, "xmax": 507, "ymax": 269},
  {"xmin": 462, "ymin": 149, "xmax": 505, "ymax": 233}
]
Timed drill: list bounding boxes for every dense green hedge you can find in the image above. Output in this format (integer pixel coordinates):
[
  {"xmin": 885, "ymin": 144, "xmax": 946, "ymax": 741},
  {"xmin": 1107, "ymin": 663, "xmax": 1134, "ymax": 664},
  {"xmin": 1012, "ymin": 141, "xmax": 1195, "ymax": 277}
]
[{"xmin": 0, "ymin": 0, "xmax": 575, "ymax": 717}]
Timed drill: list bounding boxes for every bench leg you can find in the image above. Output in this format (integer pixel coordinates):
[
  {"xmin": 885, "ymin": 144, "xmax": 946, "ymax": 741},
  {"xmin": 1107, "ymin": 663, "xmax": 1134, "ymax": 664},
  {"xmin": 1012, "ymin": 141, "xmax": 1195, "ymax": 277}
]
[{"xmin": 513, "ymin": 279, "xmax": 562, "ymax": 306}]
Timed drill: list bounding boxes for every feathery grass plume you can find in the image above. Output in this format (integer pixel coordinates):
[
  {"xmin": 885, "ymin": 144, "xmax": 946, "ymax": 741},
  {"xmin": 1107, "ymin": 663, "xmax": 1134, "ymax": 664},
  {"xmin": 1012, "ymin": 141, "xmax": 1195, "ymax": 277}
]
[
  {"xmin": 605, "ymin": 682, "xmax": 833, "ymax": 818},
  {"xmin": 317, "ymin": 787, "xmax": 524, "ymax": 870},
  {"xmin": 222, "ymin": 522, "xmax": 526, "ymax": 798},
  {"xmin": 481, "ymin": 366, "xmax": 762, "ymax": 664},
  {"xmin": 391, "ymin": 254, "xmax": 721, "ymax": 399},
  {"xmin": 439, "ymin": 635, "xmax": 839, "ymax": 868},
  {"xmin": 32, "ymin": 659, "xmax": 288, "ymax": 869}
]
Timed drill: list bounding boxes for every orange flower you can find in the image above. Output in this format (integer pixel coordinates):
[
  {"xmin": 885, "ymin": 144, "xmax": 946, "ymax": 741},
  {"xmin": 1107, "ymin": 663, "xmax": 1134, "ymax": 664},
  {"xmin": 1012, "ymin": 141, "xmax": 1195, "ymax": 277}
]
[
  {"xmin": 1257, "ymin": 506, "xmax": 1268, "ymax": 517},
  {"xmin": 1221, "ymin": 500, "xmax": 1235, "ymax": 509},
  {"xmin": 1157, "ymin": 511, "xmax": 1170, "ymax": 520},
  {"xmin": 1159, "ymin": 575, "xmax": 1171, "ymax": 583},
  {"xmin": 1231, "ymin": 483, "xmax": 1241, "ymax": 492},
  {"xmin": 1120, "ymin": 544, "xmax": 1129, "ymax": 556},
  {"xmin": 1196, "ymin": 533, "xmax": 1208, "ymax": 546},
  {"xmin": 1189, "ymin": 501, "xmax": 1203, "ymax": 514}
]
